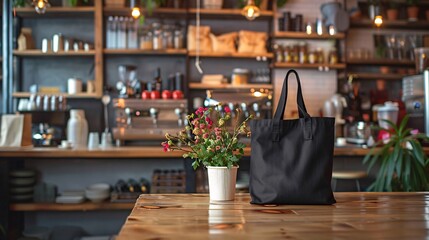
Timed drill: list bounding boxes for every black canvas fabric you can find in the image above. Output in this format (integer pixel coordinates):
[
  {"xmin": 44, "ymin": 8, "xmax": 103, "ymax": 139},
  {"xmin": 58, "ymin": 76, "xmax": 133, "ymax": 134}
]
[{"xmin": 249, "ymin": 70, "xmax": 336, "ymax": 205}]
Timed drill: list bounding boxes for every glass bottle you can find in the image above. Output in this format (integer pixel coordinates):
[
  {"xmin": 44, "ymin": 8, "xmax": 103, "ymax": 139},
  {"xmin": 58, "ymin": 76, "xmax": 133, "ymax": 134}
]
[
  {"xmin": 117, "ymin": 17, "xmax": 127, "ymax": 49},
  {"xmin": 283, "ymin": 45, "xmax": 291, "ymax": 63},
  {"xmin": 317, "ymin": 48, "xmax": 325, "ymax": 64},
  {"xmin": 273, "ymin": 44, "xmax": 283, "ymax": 62},
  {"xmin": 152, "ymin": 22, "xmax": 163, "ymax": 50},
  {"xmin": 127, "ymin": 18, "xmax": 138, "ymax": 49},
  {"xmin": 299, "ymin": 43, "xmax": 308, "ymax": 64},
  {"xmin": 329, "ymin": 48, "xmax": 339, "ymax": 64}
]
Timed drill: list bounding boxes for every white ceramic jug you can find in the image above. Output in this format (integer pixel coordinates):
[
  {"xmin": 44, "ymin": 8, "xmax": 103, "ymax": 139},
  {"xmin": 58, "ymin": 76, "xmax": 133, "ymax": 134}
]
[{"xmin": 67, "ymin": 109, "xmax": 88, "ymax": 148}]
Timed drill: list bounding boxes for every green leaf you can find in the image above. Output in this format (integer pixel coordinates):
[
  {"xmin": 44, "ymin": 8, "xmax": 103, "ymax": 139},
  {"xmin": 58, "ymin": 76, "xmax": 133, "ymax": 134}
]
[{"xmin": 398, "ymin": 115, "xmax": 409, "ymax": 136}]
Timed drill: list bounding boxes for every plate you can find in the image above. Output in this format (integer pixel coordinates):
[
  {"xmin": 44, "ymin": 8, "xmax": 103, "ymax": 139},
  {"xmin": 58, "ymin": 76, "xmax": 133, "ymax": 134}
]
[
  {"xmin": 11, "ymin": 194, "xmax": 33, "ymax": 201},
  {"xmin": 10, "ymin": 177, "xmax": 36, "ymax": 186},
  {"xmin": 10, "ymin": 186, "xmax": 34, "ymax": 194},
  {"xmin": 56, "ymin": 195, "xmax": 85, "ymax": 204},
  {"xmin": 10, "ymin": 169, "xmax": 36, "ymax": 178}
]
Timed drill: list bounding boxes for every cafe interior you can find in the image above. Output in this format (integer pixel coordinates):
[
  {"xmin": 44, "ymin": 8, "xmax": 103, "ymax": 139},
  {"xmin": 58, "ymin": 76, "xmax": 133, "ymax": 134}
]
[{"xmin": 1, "ymin": 0, "xmax": 429, "ymax": 239}]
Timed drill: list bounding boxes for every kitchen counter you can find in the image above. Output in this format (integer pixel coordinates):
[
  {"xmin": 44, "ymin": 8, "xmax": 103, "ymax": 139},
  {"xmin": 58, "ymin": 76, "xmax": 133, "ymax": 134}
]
[
  {"xmin": 117, "ymin": 192, "xmax": 429, "ymax": 239},
  {"xmin": 0, "ymin": 146, "xmax": 428, "ymax": 158}
]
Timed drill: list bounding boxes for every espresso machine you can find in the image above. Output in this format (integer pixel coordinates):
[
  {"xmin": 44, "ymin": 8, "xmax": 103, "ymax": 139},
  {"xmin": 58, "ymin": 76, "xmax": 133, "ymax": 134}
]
[
  {"xmin": 112, "ymin": 98, "xmax": 188, "ymax": 145},
  {"xmin": 402, "ymin": 70, "xmax": 429, "ymax": 136}
]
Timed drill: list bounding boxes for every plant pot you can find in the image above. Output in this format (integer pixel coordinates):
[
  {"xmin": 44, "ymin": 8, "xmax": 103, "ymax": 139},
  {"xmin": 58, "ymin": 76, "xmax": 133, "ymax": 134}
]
[
  {"xmin": 407, "ymin": 6, "xmax": 419, "ymax": 21},
  {"xmin": 104, "ymin": 0, "xmax": 125, "ymax": 7},
  {"xmin": 207, "ymin": 166, "xmax": 238, "ymax": 201},
  {"xmin": 386, "ymin": 9, "xmax": 399, "ymax": 21},
  {"xmin": 203, "ymin": 0, "xmax": 223, "ymax": 9}
]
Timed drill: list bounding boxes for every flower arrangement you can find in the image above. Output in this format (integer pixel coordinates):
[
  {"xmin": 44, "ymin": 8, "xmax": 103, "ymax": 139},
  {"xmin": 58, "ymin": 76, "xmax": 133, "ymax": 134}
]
[{"xmin": 162, "ymin": 104, "xmax": 252, "ymax": 170}]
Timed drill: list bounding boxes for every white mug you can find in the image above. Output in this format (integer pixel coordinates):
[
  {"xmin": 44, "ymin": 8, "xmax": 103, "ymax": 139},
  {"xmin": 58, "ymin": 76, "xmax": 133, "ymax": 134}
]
[
  {"xmin": 88, "ymin": 132, "xmax": 99, "ymax": 149},
  {"xmin": 68, "ymin": 78, "xmax": 82, "ymax": 94}
]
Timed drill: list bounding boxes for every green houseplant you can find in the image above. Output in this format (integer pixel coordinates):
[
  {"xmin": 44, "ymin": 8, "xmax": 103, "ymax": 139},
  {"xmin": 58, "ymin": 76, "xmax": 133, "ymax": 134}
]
[
  {"xmin": 163, "ymin": 104, "xmax": 252, "ymax": 200},
  {"xmin": 363, "ymin": 115, "xmax": 429, "ymax": 191}
]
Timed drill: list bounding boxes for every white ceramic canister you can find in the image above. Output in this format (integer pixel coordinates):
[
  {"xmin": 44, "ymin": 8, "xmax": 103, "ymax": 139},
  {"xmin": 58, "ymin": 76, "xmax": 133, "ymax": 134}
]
[{"xmin": 67, "ymin": 109, "xmax": 88, "ymax": 148}]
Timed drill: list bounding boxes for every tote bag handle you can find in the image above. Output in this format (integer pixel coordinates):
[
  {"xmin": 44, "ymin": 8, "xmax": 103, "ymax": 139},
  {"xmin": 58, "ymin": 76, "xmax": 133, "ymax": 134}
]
[{"xmin": 272, "ymin": 70, "xmax": 312, "ymax": 142}]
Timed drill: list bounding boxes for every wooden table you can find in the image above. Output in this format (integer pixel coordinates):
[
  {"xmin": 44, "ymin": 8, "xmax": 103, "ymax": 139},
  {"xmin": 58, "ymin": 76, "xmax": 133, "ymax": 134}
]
[{"xmin": 117, "ymin": 193, "xmax": 429, "ymax": 239}]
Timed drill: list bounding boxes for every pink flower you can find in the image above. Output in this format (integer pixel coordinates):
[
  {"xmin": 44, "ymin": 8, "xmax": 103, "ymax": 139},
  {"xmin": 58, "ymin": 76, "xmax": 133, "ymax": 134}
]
[
  {"xmin": 216, "ymin": 136, "xmax": 221, "ymax": 140},
  {"xmin": 199, "ymin": 123, "xmax": 206, "ymax": 129},
  {"xmin": 215, "ymin": 146, "xmax": 221, "ymax": 151},
  {"xmin": 203, "ymin": 133, "xmax": 209, "ymax": 139},
  {"xmin": 411, "ymin": 129, "xmax": 419, "ymax": 135},
  {"xmin": 224, "ymin": 106, "xmax": 231, "ymax": 113},
  {"xmin": 205, "ymin": 117, "xmax": 213, "ymax": 125},
  {"xmin": 161, "ymin": 142, "xmax": 170, "ymax": 152},
  {"xmin": 195, "ymin": 107, "xmax": 208, "ymax": 115}
]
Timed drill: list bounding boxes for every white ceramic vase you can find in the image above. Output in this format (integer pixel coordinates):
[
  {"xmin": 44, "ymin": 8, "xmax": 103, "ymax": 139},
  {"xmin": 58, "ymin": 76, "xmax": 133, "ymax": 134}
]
[
  {"xmin": 67, "ymin": 109, "xmax": 88, "ymax": 148},
  {"xmin": 207, "ymin": 166, "xmax": 238, "ymax": 201}
]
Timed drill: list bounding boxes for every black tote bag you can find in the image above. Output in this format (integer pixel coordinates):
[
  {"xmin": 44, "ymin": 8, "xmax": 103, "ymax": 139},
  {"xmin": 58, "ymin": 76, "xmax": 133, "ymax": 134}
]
[{"xmin": 249, "ymin": 69, "xmax": 336, "ymax": 205}]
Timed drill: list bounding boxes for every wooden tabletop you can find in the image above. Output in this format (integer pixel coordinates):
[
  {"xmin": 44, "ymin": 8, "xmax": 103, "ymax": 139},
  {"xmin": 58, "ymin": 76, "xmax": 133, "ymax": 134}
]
[
  {"xmin": 0, "ymin": 146, "xmax": 427, "ymax": 159},
  {"xmin": 117, "ymin": 192, "xmax": 429, "ymax": 239}
]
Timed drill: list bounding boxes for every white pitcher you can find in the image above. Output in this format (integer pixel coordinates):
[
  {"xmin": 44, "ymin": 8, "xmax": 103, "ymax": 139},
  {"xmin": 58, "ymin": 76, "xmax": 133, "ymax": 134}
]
[{"xmin": 67, "ymin": 109, "xmax": 88, "ymax": 148}]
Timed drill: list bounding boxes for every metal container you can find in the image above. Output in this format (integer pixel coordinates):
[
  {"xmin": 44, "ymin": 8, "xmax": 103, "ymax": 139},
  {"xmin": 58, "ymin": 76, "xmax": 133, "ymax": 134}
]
[
  {"xmin": 42, "ymin": 38, "xmax": 50, "ymax": 53},
  {"xmin": 52, "ymin": 34, "xmax": 64, "ymax": 53}
]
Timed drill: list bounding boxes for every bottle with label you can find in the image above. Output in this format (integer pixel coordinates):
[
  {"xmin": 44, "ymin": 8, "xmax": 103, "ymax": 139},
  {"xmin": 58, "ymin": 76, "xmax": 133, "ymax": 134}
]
[
  {"xmin": 153, "ymin": 68, "xmax": 162, "ymax": 92},
  {"xmin": 117, "ymin": 17, "xmax": 127, "ymax": 49},
  {"xmin": 127, "ymin": 18, "xmax": 138, "ymax": 49}
]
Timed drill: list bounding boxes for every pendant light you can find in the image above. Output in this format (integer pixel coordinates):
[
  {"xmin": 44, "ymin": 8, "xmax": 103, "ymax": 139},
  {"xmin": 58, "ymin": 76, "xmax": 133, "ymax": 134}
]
[
  {"xmin": 241, "ymin": 0, "xmax": 260, "ymax": 21},
  {"xmin": 130, "ymin": 0, "xmax": 141, "ymax": 19},
  {"xmin": 374, "ymin": 15, "xmax": 383, "ymax": 27},
  {"xmin": 34, "ymin": 0, "xmax": 49, "ymax": 14}
]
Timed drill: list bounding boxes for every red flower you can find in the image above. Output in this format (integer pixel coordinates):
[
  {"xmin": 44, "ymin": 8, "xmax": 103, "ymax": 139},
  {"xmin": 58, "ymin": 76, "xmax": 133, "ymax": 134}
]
[
  {"xmin": 161, "ymin": 141, "xmax": 170, "ymax": 152},
  {"xmin": 205, "ymin": 117, "xmax": 213, "ymax": 125},
  {"xmin": 224, "ymin": 106, "xmax": 231, "ymax": 113},
  {"xmin": 195, "ymin": 107, "xmax": 208, "ymax": 115}
]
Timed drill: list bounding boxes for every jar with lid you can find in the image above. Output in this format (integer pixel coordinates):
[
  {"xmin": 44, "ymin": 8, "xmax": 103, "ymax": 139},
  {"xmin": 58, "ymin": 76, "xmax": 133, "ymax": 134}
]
[
  {"xmin": 231, "ymin": 68, "xmax": 249, "ymax": 85},
  {"xmin": 291, "ymin": 45, "xmax": 299, "ymax": 63},
  {"xmin": 162, "ymin": 25, "xmax": 174, "ymax": 49},
  {"xmin": 308, "ymin": 51, "xmax": 317, "ymax": 64},
  {"xmin": 273, "ymin": 44, "xmax": 283, "ymax": 62},
  {"xmin": 283, "ymin": 45, "xmax": 291, "ymax": 63},
  {"xmin": 328, "ymin": 48, "xmax": 339, "ymax": 64},
  {"xmin": 152, "ymin": 22, "xmax": 163, "ymax": 50},
  {"xmin": 173, "ymin": 29, "xmax": 184, "ymax": 49},
  {"xmin": 298, "ymin": 43, "xmax": 308, "ymax": 64},
  {"xmin": 139, "ymin": 26, "xmax": 153, "ymax": 50}
]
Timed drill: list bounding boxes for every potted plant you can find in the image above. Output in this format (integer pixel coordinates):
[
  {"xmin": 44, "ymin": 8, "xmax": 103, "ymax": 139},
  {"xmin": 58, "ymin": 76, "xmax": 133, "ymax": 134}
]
[
  {"xmin": 407, "ymin": 0, "xmax": 420, "ymax": 21},
  {"xmin": 162, "ymin": 104, "xmax": 252, "ymax": 201},
  {"xmin": 363, "ymin": 115, "xmax": 429, "ymax": 191},
  {"xmin": 386, "ymin": 0, "xmax": 399, "ymax": 21}
]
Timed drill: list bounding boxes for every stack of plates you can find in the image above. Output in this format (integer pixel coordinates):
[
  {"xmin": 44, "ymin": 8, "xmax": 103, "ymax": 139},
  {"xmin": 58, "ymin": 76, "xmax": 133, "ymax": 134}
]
[{"xmin": 10, "ymin": 169, "xmax": 37, "ymax": 202}]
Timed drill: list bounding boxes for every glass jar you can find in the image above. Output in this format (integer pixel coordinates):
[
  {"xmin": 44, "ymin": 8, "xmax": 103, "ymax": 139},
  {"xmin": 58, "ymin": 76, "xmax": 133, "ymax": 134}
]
[
  {"xmin": 139, "ymin": 27, "xmax": 153, "ymax": 50},
  {"xmin": 291, "ymin": 45, "xmax": 299, "ymax": 63},
  {"xmin": 308, "ymin": 51, "xmax": 317, "ymax": 64},
  {"xmin": 317, "ymin": 48, "xmax": 325, "ymax": 64},
  {"xmin": 162, "ymin": 25, "xmax": 174, "ymax": 49},
  {"xmin": 273, "ymin": 44, "xmax": 283, "ymax": 62},
  {"xmin": 173, "ymin": 29, "xmax": 184, "ymax": 49},
  {"xmin": 283, "ymin": 45, "xmax": 291, "ymax": 63},
  {"xmin": 329, "ymin": 48, "xmax": 338, "ymax": 64},
  {"xmin": 299, "ymin": 43, "xmax": 308, "ymax": 64},
  {"xmin": 152, "ymin": 22, "xmax": 163, "ymax": 50},
  {"xmin": 231, "ymin": 68, "xmax": 249, "ymax": 85}
]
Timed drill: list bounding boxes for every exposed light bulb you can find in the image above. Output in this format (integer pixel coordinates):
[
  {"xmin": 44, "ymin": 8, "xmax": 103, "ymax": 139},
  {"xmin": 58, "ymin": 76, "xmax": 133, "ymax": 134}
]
[
  {"xmin": 241, "ymin": 0, "xmax": 260, "ymax": 21},
  {"xmin": 374, "ymin": 15, "xmax": 383, "ymax": 27},
  {"xmin": 131, "ymin": 7, "xmax": 141, "ymax": 19},
  {"xmin": 34, "ymin": 0, "xmax": 48, "ymax": 14}
]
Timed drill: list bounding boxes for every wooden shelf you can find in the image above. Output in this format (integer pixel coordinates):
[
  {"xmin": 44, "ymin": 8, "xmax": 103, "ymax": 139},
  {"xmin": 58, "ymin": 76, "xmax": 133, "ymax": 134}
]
[
  {"xmin": 347, "ymin": 58, "xmax": 415, "ymax": 66},
  {"xmin": 103, "ymin": 7, "xmax": 187, "ymax": 17},
  {"xmin": 272, "ymin": 62, "xmax": 346, "ymax": 70},
  {"xmin": 273, "ymin": 31, "xmax": 345, "ymax": 40},
  {"xmin": 10, "ymin": 202, "xmax": 134, "ymax": 212},
  {"xmin": 14, "ymin": 7, "xmax": 95, "ymax": 18},
  {"xmin": 340, "ymin": 72, "xmax": 406, "ymax": 80},
  {"xmin": 12, "ymin": 92, "xmax": 100, "ymax": 99},
  {"xmin": 350, "ymin": 19, "xmax": 429, "ymax": 29},
  {"xmin": 103, "ymin": 49, "xmax": 187, "ymax": 56},
  {"xmin": 13, "ymin": 50, "xmax": 95, "ymax": 57},
  {"xmin": 189, "ymin": 83, "xmax": 272, "ymax": 90},
  {"xmin": 188, "ymin": 8, "xmax": 273, "ymax": 19},
  {"xmin": 188, "ymin": 51, "xmax": 273, "ymax": 59}
]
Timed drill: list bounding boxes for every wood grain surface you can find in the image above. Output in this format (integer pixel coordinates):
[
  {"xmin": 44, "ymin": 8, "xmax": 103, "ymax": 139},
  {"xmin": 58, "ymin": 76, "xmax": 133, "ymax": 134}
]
[{"xmin": 117, "ymin": 192, "xmax": 429, "ymax": 239}]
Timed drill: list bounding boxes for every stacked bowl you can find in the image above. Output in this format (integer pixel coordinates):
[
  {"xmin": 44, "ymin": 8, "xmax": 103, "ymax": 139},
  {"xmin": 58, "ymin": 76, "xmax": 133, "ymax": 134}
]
[{"xmin": 85, "ymin": 183, "xmax": 111, "ymax": 202}]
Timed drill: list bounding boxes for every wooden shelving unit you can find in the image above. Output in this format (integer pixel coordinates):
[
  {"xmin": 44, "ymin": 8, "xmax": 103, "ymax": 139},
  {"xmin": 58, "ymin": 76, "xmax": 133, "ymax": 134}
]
[
  {"xmin": 273, "ymin": 31, "xmax": 345, "ymax": 40},
  {"xmin": 340, "ymin": 72, "xmax": 407, "ymax": 81},
  {"xmin": 351, "ymin": 19, "xmax": 429, "ymax": 29},
  {"xmin": 103, "ymin": 48, "xmax": 187, "ymax": 56},
  {"xmin": 12, "ymin": 92, "xmax": 100, "ymax": 99},
  {"xmin": 347, "ymin": 59, "xmax": 415, "ymax": 66},
  {"xmin": 189, "ymin": 83, "xmax": 272, "ymax": 90},
  {"xmin": 188, "ymin": 51, "xmax": 273, "ymax": 59},
  {"xmin": 103, "ymin": 7, "xmax": 187, "ymax": 17},
  {"xmin": 14, "ymin": 7, "xmax": 95, "ymax": 17},
  {"xmin": 10, "ymin": 202, "xmax": 134, "ymax": 212},
  {"xmin": 272, "ymin": 62, "xmax": 346, "ymax": 70},
  {"xmin": 13, "ymin": 50, "xmax": 96, "ymax": 57}
]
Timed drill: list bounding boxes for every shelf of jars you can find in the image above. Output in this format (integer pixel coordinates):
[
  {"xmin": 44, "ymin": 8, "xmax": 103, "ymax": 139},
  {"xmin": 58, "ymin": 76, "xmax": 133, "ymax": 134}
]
[
  {"xmin": 350, "ymin": 19, "xmax": 429, "ymax": 29},
  {"xmin": 10, "ymin": 202, "xmax": 134, "ymax": 212},
  {"xmin": 14, "ymin": 7, "xmax": 95, "ymax": 18},
  {"xmin": 273, "ymin": 31, "xmax": 345, "ymax": 40},
  {"xmin": 339, "ymin": 72, "xmax": 407, "ymax": 81},
  {"xmin": 188, "ymin": 51, "xmax": 273, "ymax": 59},
  {"xmin": 189, "ymin": 83, "xmax": 273, "ymax": 90},
  {"xmin": 12, "ymin": 92, "xmax": 100, "ymax": 99},
  {"xmin": 103, "ymin": 7, "xmax": 187, "ymax": 17},
  {"xmin": 188, "ymin": 8, "xmax": 273, "ymax": 19},
  {"xmin": 272, "ymin": 62, "xmax": 346, "ymax": 70},
  {"xmin": 13, "ymin": 50, "xmax": 96, "ymax": 57},
  {"xmin": 346, "ymin": 58, "xmax": 415, "ymax": 66},
  {"xmin": 103, "ymin": 48, "xmax": 187, "ymax": 55}
]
